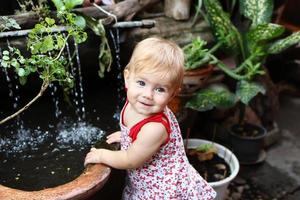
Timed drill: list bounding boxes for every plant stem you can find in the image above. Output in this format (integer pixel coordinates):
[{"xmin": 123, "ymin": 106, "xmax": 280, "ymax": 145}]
[
  {"xmin": 0, "ymin": 80, "xmax": 49, "ymax": 125},
  {"xmin": 208, "ymin": 41, "xmax": 222, "ymax": 54},
  {"xmin": 238, "ymin": 102, "xmax": 246, "ymax": 125},
  {"xmin": 53, "ymin": 35, "xmax": 70, "ymax": 61},
  {"xmin": 232, "ymin": 53, "xmax": 256, "ymax": 73},
  {"xmin": 211, "ymin": 54, "xmax": 246, "ymax": 80},
  {"xmin": 93, "ymin": 3, "xmax": 117, "ymax": 23}
]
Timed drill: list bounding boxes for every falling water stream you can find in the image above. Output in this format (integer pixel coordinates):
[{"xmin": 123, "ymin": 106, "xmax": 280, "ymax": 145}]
[
  {"xmin": 0, "ymin": 31, "xmax": 122, "ymax": 190},
  {"xmin": 109, "ymin": 28, "xmax": 125, "ymax": 121}
]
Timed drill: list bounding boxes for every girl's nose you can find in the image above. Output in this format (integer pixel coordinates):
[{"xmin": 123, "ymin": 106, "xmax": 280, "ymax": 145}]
[{"xmin": 143, "ymin": 88, "xmax": 153, "ymax": 99}]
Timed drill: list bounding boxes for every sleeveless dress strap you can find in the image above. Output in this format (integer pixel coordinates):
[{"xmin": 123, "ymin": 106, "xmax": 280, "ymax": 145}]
[{"xmin": 129, "ymin": 113, "xmax": 171, "ymax": 144}]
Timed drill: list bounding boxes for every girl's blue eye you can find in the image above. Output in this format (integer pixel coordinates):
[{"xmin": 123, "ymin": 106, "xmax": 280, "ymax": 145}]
[
  {"xmin": 137, "ymin": 80, "xmax": 145, "ymax": 86},
  {"xmin": 155, "ymin": 87, "xmax": 166, "ymax": 93}
]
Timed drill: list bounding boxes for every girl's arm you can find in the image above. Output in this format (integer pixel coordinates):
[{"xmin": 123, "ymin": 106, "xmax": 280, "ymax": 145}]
[{"xmin": 84, "ymin": 122, "xmax": 168, "ymax": 169}]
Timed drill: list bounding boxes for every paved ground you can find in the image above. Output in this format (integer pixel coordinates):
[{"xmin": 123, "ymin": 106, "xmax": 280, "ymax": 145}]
[{"xmin": 226, "ymin": 95, "xmax": 300, "ymax": 200}]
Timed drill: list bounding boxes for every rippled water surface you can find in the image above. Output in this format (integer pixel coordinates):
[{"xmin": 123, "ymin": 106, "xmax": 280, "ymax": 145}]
[{"xmin": 0, "ymin": 77, "xmax": 123, "ymax": 190}]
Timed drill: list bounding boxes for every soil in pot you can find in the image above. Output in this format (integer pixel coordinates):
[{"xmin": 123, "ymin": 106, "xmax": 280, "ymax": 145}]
[
  {"xmin": 229, "ymin": 123, "xmax": 267, "ymax": 164},
  {"xmin": 230, "ymin": 123, "xmax": 265, "ymax": 138},
  {"xmin": 187, "ymin": 150, "xmax": 231, "ymax": 182}
]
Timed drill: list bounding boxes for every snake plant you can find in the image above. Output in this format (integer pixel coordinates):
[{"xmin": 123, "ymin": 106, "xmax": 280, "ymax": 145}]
[{"xmin": 187, "ymin": 0, "xmax": 300, "ymax": 120}]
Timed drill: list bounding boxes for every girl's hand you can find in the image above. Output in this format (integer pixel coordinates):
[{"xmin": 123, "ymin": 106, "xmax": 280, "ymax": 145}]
[
  {"xmin": 84, "ymin": 147, "xmax": 103, "ymax": 167},
  {"xmin": 106, "ymin": 131, "xmax": 121, "ymax": 144}
]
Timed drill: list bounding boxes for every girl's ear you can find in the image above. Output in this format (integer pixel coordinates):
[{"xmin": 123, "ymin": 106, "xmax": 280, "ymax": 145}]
[
  {"xmin": 174, "ymin": 87, "xmax": 181, "ymax": 96},
  {"xmin": 123, "ymin": 69, "xmax": 130, "ymax": 88},
  {"xmin": 169, "ymin": 87, "xmax": 180, "ymax": 101}
]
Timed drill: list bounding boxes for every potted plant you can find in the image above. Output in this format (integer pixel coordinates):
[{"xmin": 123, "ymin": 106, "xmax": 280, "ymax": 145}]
[
  {"xmin": 188, "ymin": 142, "xmax": 218, "ymax": 161},
  {"xmin": 181, "ymin": 37, "xmax": 221, "ymax": 94},
  {"xmin": 186, "ymin": 0, "xmax": 300, "ymax": 163},
  {"xmin": 167, "ymin": 37, "xmax": 214, "ymax": 122},
  {"xmin": 228, "ymin": 123, "xmax": 267, "ymax": 164},
  {"xmin": 167, "ymin": 36, "xmax": 221, "ymax": 122},
  {"xmin": 184, "ymin": 138, "xmax": 239, "ymax": 200}
]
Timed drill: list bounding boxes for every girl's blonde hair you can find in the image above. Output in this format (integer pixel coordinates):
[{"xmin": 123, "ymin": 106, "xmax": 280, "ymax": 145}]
[{"xmin": 125, "ymin": 37, "xmax": 184, "ymax": 90}]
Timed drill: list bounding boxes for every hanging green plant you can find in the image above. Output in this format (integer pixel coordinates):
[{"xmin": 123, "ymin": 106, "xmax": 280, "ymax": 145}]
[
  {"xmin": 81, "ymin": 13, "xmax": 112, "ymax": 78},
  {"xmin": 0, "ymin": 0, "xmax": 87, "ymax": 125}
]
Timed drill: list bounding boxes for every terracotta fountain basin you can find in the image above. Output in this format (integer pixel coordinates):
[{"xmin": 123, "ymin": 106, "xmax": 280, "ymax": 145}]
[{"xmin": 0, "ymin": 164, "xmax": 110, "ymax": 200}]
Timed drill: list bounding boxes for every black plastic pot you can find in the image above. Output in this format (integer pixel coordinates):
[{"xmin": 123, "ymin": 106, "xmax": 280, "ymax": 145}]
[{"xmin": 228, "ymin": 123, "xmax": 267, "ymax": 164}]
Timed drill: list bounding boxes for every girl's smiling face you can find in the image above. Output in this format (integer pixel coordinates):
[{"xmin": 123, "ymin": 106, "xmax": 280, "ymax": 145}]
[{"xmin": 124, "ymin": 69, "xmax": 176, "ymax": 117}]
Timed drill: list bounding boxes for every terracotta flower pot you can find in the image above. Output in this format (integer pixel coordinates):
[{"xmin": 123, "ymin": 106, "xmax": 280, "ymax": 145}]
[
  {"xmin": 0, "ymin": 164, "xmax": 110, "ymax": 200},
  {"xmin": 168, "ymin": 65, "xmax": 214, "ymax": 123},
  {"xmin": 181, "ymin": 64, "xmax": 214, "ymax": 95}
]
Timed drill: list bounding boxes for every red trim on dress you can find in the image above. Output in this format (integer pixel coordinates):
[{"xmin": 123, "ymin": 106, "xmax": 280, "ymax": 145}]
[{"xmin": 121, "ymin": 101, "xmax": 171, "ymax": 144}]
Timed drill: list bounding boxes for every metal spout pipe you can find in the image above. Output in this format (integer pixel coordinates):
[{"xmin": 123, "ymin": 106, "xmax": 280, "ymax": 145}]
[{"xmin": 0, "ymin": 20, "xmax": 155, "ymax": 39}]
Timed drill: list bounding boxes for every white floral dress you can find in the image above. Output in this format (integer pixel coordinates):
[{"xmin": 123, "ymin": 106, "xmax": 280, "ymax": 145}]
[{"xmin": 120, "ymin": 103, "xmax": 216, "ymax": 200}]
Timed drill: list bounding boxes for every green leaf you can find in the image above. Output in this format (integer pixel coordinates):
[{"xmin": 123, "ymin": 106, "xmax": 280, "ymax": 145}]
[
  {"xmin": 0, "ymin": 16, "xmax": 20, "ymax": 31},
  {"xmin": 2, "ymin": 55, "xmax": 10, "ymax": 61},
  {"xmin": 186, "ymin": 83, "xmax": 236, "ymax": 111},
  {"xmin": 247, "ymin": 23, "xmax": 285, "ymax": 43},
  {"xmin": 19, "ymin": 76, "xmax": 27, "ymax": 85},
  {"xmin": 11, "ymin": 59, "xmax": 20, "ymax": 68},
  {"xmin": 72, "ymin": 31, "xmax": 87, "ymax": 43},
  {"xmin": 56, "ymin": 35, "xmax": 65, "ymax": 49},
  {"xmin": 203, "ymin": 0, "xmax": 243, "ymax": 56},
  {"xmin": 33, "ymin": 23, "xmax": 45, "ymax": 33},
  {"xmin": 1, "ymin": 60, "xmax": 8, "ymax": 68},
  {"xmin": 45, "ymin": 17, "xmax": 55, "ymax": 26},
  {"xmin": 41, "ymin": 35, "xmax": 54, "ymax": 53},
  {"xmin": 239, "ymin": 0, "xmax": 273, "ymax": 27},
  {"xmin": 9, "ymin": 18, "xmax": 21, "ymax": 30},
  {"xmin": 236, "ymin": 80, "xmax": 266, "ymax": 105},
  {"xmin": 64, "ymin": 0, "xmax": 84, "ymax": 10},
  {"xmin": 74, "ymin": 16, "xmax": 86, "ymax": 29},
  {"xmin": 51, "ymin": 0, "xmax": 65, "ymax": 11},
  {"xmin": 82, "ymin": 14, "xmax": 104, "ymax": 36},
  {"xmin": 2, "ymin": 50, "xmax": 9, "ymax": 56},
  {"xmin": 66, "ymin": 77, "xmax": 74, "ymax": 88},
  {"xmin": 196, "ymin": 143, "xmax": 214, "ymax": 152},
  {"xmin": 17, "ymin": 68, "xmax": 25, "ymax": 77},
  {"xmin": 183, "ymin": 37, "xmax": 212, "ymax": 70},
  {"xmin": 19, "ymin": 57, "xmax": 26, "ymax": 64},
  {"xmin": 268, "ymin": 31, "xmax": 300, "ymax": 54},
  {"xmin": 30, "ymin": 42, "xmax": 42, "ymax": 54},
  {"xmin": 29, "ymin": 65, "xmax": 37, "ymax": 72}
]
